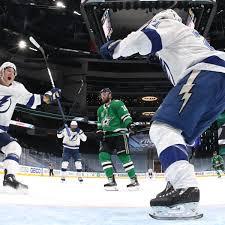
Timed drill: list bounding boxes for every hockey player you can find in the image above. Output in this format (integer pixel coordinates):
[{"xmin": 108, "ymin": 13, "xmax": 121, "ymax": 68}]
[
  {"xmin": 147, "ymin": 168, "xmax": 153, "ymax": 179},
  {"xmin": 99, "ymin": 9, "xmax": 225, "ymax": 219},
  {"xmin": 57, "ymin": 120, "xmax": 87, "ymax": 182},
  {"xmin": 0, "ymin": 61, "xmax": 61, "ymax": 190},
  {"xmin": 96, "ymin": 88, "xmax": 139, "ymax": 191},
  {"xmin": 212, "ymin": 151, "xmax": 225, "ymax": 178}
]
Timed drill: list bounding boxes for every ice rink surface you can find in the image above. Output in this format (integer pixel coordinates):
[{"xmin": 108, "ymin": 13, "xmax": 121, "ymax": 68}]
[{"xmin": 0, "ymin": 175, "xmax": 225, "ymax": 225}]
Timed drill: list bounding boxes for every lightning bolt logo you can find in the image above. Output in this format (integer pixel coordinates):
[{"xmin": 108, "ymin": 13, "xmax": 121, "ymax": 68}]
[
  {"xmin": 179, "ymin": 71, "xmax": 199, "ymax": 113},
  {"xmin": 0, "ymin": 96, "xmax": 11, "ymax": 113}
]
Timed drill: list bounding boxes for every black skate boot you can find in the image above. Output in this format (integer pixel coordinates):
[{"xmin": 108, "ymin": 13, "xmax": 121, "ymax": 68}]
[
  {"xmin": 104, "ymin": 175, "xmax": 118, "ymax": 191},
  {"xmin": 149, "ymin": 187, "xmax": 203, "ymax": 220},
  {"xmin": 127, "ymin": 176, "xmax": 140, "ymax": 190},
  {"xmin": 156, "ymin": 181, "xmax": 174, "ymax": 198},
  {"xmin": 61, "ymin": 177, "xmax": 66, "ymax": 182},
  {"xmin": 78, "ymin": 177, "xmax": 83, "ymax": 182},
  {"xmin": 3, "ymin": 174, "xmax": 28, "ymax": 190}
]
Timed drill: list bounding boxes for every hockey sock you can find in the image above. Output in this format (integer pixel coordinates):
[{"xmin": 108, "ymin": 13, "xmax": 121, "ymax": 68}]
[
  {"xmin": 117, "ymin": 152, "xmax": 136, "ymax": 179},
  {"xmin": 99, "ymin": 152, "xmax": 113, "ymax": 178},
  {"xmin": 3, "ymin": 153, "xmax": 19, "ymax": 175},
  {"xmin": 216, "ymin": 170, "xmax": 221, "ymax": 177}
]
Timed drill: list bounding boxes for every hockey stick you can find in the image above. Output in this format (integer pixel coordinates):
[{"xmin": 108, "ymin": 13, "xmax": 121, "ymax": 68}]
[{"xmin": 29, "ymin": 36, "xmax": 71, "ymax": 136}]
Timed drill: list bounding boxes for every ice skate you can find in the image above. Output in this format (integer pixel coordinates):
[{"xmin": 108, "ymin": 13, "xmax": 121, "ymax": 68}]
[
  {"xmin": 149, "ymin": 187, "xmax": 203, "ymax": 220},
  {"xmin": 156, "ymin": 181, "xmax": 174, "ymax": 197},
  {"xmin": 104, "ymin": 175, "xmax": 118, "ymax": 191},
  {"xmin": 3, "ymin": 174, "xmax": 28, "ymax": 191},
  {"xmin": 127, "ymin": 176, "xmax": 140, "ymax": 191},
  {"xmin": 78, "ymin": 177, "xmax": 83, "ymax": 182},
  {"xmin": 61, "ymin": 177, "xmax": 66, "ymax": 182}
]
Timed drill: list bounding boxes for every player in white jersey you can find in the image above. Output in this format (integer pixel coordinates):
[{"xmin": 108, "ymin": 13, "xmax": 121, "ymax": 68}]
[
  {"xmin": 0, "ymin": 61, "xmax": 61, "ymax": 190},
  {"xmin": 57, "ymin": 120, "xmax": 87, "ymax": 182},
  {"xmin": 100, "ymin": 9, "xmax": 225, "ymax": 219}
]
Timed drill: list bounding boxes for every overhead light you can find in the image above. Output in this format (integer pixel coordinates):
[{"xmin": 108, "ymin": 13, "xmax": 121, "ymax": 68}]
[
  {"xmin": 73, "ymin": 11, "xmax": 81, "ymax": 16},
  {"xmin": 18, "ymin": 40, "xmax": 27, "ymax": 49},
  {"xmin": 56, "ymin": 1, "xmax": 66, "ymax": 8},
  {"xmin": 142, "ymin": 112, "xmax": 155, "ymax": 116},
  {"xmin": 142, "ymin": 96, "xmax": 158, "ymax": 102}
]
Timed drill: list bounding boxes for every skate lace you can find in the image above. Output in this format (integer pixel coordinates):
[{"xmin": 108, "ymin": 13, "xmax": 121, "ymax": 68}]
[{"xmin": 161, "ymin": 189, "xmax": 176, "ymax": 197}]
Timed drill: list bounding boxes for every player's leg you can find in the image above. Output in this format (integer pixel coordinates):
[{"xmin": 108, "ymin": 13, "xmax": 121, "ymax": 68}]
[
  {"xmin": 149, "ymin": 71, "xmax": 225, "ymax": 219},
  {"xmin": 216, "ymin": 167, "xmax": 221, "ymax": 178},
  {"xmin": 99, "ymin": 138, "xmax": 117, "ymax": 190},
  {"xmin": 115, "ymin": 134, "xmax": 139, "ymax": 189},
  {"xmin": 61, "ymin": 147, "xmax": 70, "ymax": 182},
  {"xmin": 0, "ymin": 133, "xmax": 28, "ymax": 190},
  {"xmin": 73, "ymin": 150, "xmax": 83, "ymax": 182},
  {"xmin": 221, "ymin": 165, "xmax": 225, "ymax": 174}
]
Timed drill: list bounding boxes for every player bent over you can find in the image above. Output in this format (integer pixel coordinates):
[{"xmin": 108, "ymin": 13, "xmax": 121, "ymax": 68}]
[
  {"xmin": 0, "ymin": 62, "xmax": 61, "ymax": 190},
  {"xmin": 57, "ymin": 120, "xmax": 87, "ymax": 182},
  {"xmin": 100, "ymin": 9, "xmax": 225, "ymax": 219},
  {"xmin": 96, "ymin": 88, "xmax": 139, "ymax": 191}
]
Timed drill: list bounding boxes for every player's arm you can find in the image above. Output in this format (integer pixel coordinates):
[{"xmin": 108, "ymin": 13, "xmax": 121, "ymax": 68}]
[
  {"xmin": 96, "ymin": 107, "xmax": 104, "ymax": 140},
  {"xmin": 100, "ymin": 20, "xmax": 180, "ymax": 60},
  {"xmin": 219, "ymin": 155, "xmax": 224, "ymax": 164},
  {"xmin": 78, "ymin": 129, "xmax": 87, "ymax": 142},
  {"xmin": 115, "ymin": 100, "xmax": 132, "ymax": 128},
  {"xmin": 17, "ymin": 83, "xmax": 61, "ymax": 108}
]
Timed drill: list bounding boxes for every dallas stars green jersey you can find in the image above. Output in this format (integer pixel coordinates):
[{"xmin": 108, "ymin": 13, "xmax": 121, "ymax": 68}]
[
  {"xmin": 212, "ymin": 155, "xmax": 224, "ymax": 166},
  {"xmin": 97, "ymin": 99, "xmax": 132, "ymax": 137}
]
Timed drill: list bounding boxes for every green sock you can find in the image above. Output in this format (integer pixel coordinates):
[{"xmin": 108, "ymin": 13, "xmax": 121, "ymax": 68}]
[
  {"xmin": 117, "ymin": 152, "xmax": 136, "ymax": 179},
  {"xmin": 99, "ymin": 151, "xmax": 113, "ymax": 178}
]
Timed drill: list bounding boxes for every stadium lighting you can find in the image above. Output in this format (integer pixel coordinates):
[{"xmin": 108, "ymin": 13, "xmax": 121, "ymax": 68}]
[
  {"xmin": 142, "ymin": 112, "xmax": 155, "ymax": 116},
  {"xmin": 56, "ymin": 1, "xmax": 66, "ymax": 8},
  {"xmin": 18, "ymin": 40, "xmax": 27, "ymax": 49},
  {"xmin": 141, "ymin": 96, "xmax": 158, "ymax": 101}
]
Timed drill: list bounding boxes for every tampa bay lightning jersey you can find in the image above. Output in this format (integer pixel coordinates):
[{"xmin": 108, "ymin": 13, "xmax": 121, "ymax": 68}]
[
  {"xmin": 0, "ymin": 81, "xmax": 42, "ymax": 133},
  {"xmin": 112, "ymin": 19, "xmax": 225, "ymax": 85},
  {"xmin": 57, "ymin": 128, "xmax": 87, "ymax": 149}
]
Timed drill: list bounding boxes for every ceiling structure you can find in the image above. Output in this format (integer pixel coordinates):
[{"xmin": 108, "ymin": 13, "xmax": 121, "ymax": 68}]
[{"xmin": 0, "ymin": 0, "xmax": 225, "ymax": 132}]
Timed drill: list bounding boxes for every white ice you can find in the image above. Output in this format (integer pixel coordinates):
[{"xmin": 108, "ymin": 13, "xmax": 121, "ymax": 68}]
[{"xmin": 0, "ymin": 175, "xmax": 225, "ymax": 225}]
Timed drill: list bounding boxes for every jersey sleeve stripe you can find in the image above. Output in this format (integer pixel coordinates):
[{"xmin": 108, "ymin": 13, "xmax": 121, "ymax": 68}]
[{"xmin": 142, "ymin": 28, "xmax": 162, "ymax": 53}]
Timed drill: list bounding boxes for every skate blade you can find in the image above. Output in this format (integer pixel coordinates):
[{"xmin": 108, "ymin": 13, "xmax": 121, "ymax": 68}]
[
  {"xmin": 149, "ymin": 213, "xmax": 203, "ymax": 220},
  {"xmin": 149, "ymin": 202, "xmax": 203, "ymax": 220},
  {"xmin": 104, "ymin": 186, "xmax": 118, "ymax": 191},
  {"xmin": 127, "ymin": 186, "xmax": 140, "ymax": 191}
]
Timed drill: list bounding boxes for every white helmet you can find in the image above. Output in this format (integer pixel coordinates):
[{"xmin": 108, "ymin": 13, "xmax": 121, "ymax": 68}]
[
  {"xmin": 0, "ymin": 62, "xmax": 17, "ymax": 76},
  {"xmin": 70, "ymin": 120, "xmax": 78, "ymax": 126},
  {"xmin": 152, "ymin": 9, "xmax": 182, "ymax": 23}
]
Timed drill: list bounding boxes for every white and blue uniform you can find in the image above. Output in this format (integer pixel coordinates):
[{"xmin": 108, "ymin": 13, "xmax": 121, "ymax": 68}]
[
  {"xmin": 100, "ymin": 9, "xmax": 225, "ymax": 189},
  {"xmin": 0, "ymin": 81, "xmax": 42, "ymax": 174},
  {"xmin": 57, "ymin": 127, "xmax": 87, "ymax": 174}
]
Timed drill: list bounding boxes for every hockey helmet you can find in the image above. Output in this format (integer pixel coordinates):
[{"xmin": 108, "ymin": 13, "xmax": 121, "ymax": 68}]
[
  {"xmin": 151, "ymin": 9, "xmax": 182, "ymax": 23},
  {"xmin": 70, "ymin": 120, "xmax": 78, "ymax": 126},
  {"xmin": 0, "ymin": 62, "xmax": 17, "ymax": 76}
]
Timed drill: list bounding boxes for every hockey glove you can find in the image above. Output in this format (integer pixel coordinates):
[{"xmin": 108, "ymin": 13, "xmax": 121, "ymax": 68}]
[
  {"xmin": 127, "ymin": 123, "xmax": 137, "ymax": 135},
  {"xmin": 43, "ymin": 88, "xmax": 61, "ymax": 104},
  {"xmin": 100, "ymin": 40, "xmax": 121, "ymax": 60},
  {"xmin": 57, "ymin": 127, "xmax": 64, "ymax": 135}
]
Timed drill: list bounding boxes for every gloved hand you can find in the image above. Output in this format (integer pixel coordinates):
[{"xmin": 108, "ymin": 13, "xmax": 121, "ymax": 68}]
[
  {"xmin": 43, "ymin": 88, "xmax": 61, "ymax": 104},
  {"xmin": 127, "ymin": 123, "xmax": 137, "ymax": 135},
  {"xmin": 57, "ymin": 126, "xmax": 64, "ymax": 134},
  {"xmin": 100, "ymin": 40, "xmax": 121, "ymax": 60},
  {"xmin": 96, "ymin": 130, "xmax": 104, "ymax": 141}
]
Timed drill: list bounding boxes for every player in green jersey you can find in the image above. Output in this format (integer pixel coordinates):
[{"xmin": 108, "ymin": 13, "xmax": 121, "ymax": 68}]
[
  {"xmin": 212, "ymin": 151, "xmax": 225, "ymax": 178},
  {"xmin": 96, "ymin": 88, "xmax": 139, "ymax": 190}
]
